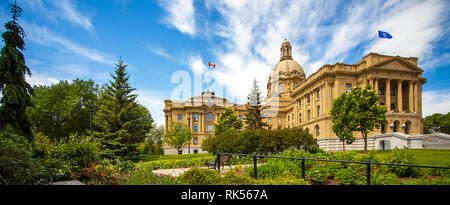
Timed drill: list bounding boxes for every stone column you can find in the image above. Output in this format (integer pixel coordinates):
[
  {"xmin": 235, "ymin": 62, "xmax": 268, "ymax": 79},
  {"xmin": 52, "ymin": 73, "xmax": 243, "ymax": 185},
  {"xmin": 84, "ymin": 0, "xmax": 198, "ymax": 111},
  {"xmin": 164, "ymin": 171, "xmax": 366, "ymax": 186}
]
[
  {"xmin": 386, "ymin": 79, "xmax": 391, "ymax": 112},
  {"xmin": 165, "ymin": 115, "xmax": 168, "ymax": 130},
  {"xmin": 408, "ymin": 81, "xmax": 414, "ymax": 113},
  {"xmin": 199, "ymin": 113, "xmax": 203, "ymax": 132},
  {"xmin": 374, "ymin": 78, "xmax": 379, "ymax": 93},
  {"xmin": 397, "ymin": 80, "xmax": 403, "ymax": 113},
  {"xmin": 414, "ymin": 82, "xmax": 419, "ymax": 113}
]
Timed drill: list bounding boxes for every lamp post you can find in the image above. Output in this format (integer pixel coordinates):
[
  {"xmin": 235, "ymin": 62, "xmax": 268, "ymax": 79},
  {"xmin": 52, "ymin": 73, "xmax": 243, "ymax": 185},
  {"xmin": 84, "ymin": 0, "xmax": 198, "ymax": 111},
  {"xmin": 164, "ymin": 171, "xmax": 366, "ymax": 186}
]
[{"xmin": 80, "ymin": 97, "xmax": 93, "ymax": 136}]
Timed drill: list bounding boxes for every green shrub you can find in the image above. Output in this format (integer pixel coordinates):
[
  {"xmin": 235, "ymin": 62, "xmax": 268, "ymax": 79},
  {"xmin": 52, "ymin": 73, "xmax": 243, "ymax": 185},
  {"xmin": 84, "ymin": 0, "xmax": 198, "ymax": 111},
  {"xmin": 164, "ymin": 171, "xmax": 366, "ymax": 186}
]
[
  {"xmin": 119, "ymin": 163, "xmax": 180, "ymax": 185},
  {"xmin": 0, "ymin": 131, "xmax": 44, "ymax": 185},
  {"xmin": 178, "ymin": 167, "xmax": 221, "ymax": 185},
  {"xmin": 307, "ymin": 166, "xmax": 328, "ymax": 184},
  {"xmin": 254, "ymin": 171, "xmax": 309, "ymax": 185},
  {"xmin": 335, "ymin": 167, "xmax": 365, "ymax": 185},
  {"xmin": 247, "ymin": 158, "xmax": 302, "ymax": 179},
  {"xmin": 33, "ymin": 133, "xmax": 101, "ymax": 180},
  {"xmin": 387, "ymin": 148, "xmax": 419, "ymax": 177},
  {"xmin": 220, "ymin": 166, "xmax": 255, "ymax": 185},
  {"xmin": 370, "ymin": 171, "xmax": 400, "ymax": 185}
]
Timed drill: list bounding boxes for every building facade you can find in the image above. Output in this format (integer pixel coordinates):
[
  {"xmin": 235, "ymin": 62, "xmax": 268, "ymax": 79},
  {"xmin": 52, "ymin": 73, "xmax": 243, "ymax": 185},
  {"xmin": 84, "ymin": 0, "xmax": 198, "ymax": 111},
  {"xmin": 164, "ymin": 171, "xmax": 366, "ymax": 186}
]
[
  {"xmin": 163, "ymin": 91, "xmax": 247, "ymax": 155},
  {"xmin": 163, "ymin": 40, "xmax": 426, "ymax": 154}
]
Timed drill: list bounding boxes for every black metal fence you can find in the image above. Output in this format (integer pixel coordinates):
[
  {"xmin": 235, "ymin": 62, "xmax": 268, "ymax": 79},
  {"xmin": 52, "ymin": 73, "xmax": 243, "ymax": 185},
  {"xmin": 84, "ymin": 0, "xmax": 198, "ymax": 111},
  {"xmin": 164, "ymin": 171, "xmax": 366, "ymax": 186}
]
[{"xmin": 216, "ymin": 152, "xmax": 450, "ymax": 185}]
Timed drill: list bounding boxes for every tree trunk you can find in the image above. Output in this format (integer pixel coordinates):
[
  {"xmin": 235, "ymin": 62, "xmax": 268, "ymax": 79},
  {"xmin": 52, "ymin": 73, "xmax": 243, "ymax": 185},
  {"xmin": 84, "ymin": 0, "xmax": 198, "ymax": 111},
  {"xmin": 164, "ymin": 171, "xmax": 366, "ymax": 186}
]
[
  {"xmin": 342, "ymin": 140, "xmax": 346, "ymax": 161},
  {"xmin": 362, "ymin": 132, "xmax": 368, "ymax": 153}
]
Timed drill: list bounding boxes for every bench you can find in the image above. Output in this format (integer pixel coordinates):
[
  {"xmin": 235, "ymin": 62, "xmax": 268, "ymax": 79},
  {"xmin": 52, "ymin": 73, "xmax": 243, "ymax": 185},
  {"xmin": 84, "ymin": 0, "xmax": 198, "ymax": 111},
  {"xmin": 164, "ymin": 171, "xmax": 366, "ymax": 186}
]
[{"xmin": 206, "ymin": 155, "xmax": 232, "ymax": 169}]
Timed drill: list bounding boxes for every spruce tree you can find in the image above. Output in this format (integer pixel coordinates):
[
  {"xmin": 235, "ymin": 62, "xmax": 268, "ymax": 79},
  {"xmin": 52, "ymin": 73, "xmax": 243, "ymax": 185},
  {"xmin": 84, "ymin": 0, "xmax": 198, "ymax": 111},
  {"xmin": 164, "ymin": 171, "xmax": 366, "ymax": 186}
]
[
  {"xmin": 94, "ymin": 59, "xmax": 153, "ymax": 158},
  {"xmin": 0, "ymin": 2, "xmax": 34, "ymax": 141},
  {"xmin": 244, "ymin": 79, "xmax": 267, "ymax": 129}
]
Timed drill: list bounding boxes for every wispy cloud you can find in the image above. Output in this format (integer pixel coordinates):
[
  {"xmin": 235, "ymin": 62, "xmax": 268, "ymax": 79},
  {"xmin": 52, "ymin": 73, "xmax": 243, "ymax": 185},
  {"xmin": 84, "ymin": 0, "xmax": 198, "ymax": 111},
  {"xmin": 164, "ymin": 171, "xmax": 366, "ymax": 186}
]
[
  {"xmin": 422, "ymin": 89, "xmax": 450, "ymax": 117},
  {"xmin": 157, "ymin": 0, "xmax": 196, "ymax": 36},
  {"xmin": 24, "ymin": 23, "xmax": 115, "ymax": 65},
  {"xmin": 135, "ymin": 89, "xmax": 167, "ymax": 126},
  {"xmin": 23, "ymin": 0, "xmax": 94, "ymax": 32},
  {"xmin": 53, "ymin": 0, "xmax": 94, "ymax": 32}
]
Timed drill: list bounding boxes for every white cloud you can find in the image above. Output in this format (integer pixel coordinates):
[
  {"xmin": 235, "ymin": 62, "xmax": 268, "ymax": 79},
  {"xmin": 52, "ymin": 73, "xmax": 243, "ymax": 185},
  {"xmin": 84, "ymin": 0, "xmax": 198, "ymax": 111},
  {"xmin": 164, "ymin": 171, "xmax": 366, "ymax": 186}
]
[
  {"xmin": 54, "ymin": 0, "xmax": 94, "ymax": 32},
  {"xmin": 24, "ymin": 0, "xmax": 94, "ymax": 32},
  {"xmin": 422, "ymin": 89, "xmax": 450, "ymax": 117},
  {"xmin": 365, "ymin": 0, "xmax": 447, "ymax": 60},
  {"xmin": 26, "ymin": 73, "xmax": 61, "ymax": 87},
  {"xmin": 24, "ymin": 23, "xmax": 115, "ymax": 65},
  {"xmin": 135, "ymin": 90, "xmax": 166, "ymax": 126},
  {"xmin": 158, "ymin": 0, "xmax": 196, "ymax": 36}
]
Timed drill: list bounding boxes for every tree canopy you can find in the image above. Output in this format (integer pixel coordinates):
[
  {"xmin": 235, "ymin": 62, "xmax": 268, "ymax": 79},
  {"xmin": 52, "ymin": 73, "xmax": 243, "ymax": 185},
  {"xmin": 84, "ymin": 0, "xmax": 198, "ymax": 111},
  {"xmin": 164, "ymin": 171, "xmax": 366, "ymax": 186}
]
[{"xmin": 27, "ymin": 79, "xmax": 99, "ymax": 140}]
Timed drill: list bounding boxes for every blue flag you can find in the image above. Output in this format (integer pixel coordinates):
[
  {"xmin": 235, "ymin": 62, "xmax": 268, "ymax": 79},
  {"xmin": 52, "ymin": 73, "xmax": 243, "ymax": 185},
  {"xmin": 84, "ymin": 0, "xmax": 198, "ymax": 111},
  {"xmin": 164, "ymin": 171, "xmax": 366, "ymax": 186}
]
[{"xmin": 378, "ymin": 30, "xmax": 393, "ymax": 39}]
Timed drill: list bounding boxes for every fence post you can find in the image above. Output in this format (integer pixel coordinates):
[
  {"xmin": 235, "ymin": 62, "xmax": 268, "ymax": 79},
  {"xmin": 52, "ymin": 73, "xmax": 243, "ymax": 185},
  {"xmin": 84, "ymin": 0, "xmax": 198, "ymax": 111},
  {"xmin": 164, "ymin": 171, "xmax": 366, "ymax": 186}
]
[
  {"xmin": 253, "ymin": 156, "xmax": 257, "ymax": 180},
  {"xmin": 366, "ymin": 160, "xmax": 371, "ymax": 185},
  {"xmin": 301, "ymin": 156, "xmax": 306, "ymax": 180},
  {"xmin": 217, "ymin": 152, "xmax": 221, "ymax": 171}
]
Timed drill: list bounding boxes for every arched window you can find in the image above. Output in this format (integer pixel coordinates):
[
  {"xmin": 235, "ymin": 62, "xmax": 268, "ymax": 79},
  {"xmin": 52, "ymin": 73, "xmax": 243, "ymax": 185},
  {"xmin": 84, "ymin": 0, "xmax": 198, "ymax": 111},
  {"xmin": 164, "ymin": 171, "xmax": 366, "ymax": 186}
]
[
  {"xmin": 293, "ymin": 82, "xmax": 298, "ymax": 87},
  {"xmin": 207, "ymin": 112, "xmax": 214, "ymax": 120},
  {"xmin": 278, "ymin": 83, "xmax": 283, "ymax": 92}
]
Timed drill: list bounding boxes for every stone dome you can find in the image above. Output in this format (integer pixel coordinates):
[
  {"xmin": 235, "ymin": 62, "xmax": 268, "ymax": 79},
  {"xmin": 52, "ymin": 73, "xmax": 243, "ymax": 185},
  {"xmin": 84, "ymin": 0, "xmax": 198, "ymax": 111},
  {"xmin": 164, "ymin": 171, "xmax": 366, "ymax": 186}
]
[{"xmin": 272, "ymin": 39, "xmax": 306, "ymax": 77}]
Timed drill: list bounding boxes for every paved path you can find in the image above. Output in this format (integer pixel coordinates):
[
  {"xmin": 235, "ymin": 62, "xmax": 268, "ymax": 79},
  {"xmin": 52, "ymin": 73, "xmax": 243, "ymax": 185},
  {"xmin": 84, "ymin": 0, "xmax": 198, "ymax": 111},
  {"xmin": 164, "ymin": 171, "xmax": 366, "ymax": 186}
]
[
  {"xmin": 51, "ymin": 180, "xmax": 85, "ymax": 185},
  {"xmin": 151, "ymin": 164, "xmax": 254, "ymax": 178}
]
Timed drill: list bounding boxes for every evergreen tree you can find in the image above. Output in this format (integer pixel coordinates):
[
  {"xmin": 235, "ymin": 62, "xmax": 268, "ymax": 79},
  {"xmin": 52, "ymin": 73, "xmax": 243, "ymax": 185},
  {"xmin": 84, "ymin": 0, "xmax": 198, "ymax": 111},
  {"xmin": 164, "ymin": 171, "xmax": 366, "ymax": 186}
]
[
  {"xmin": 0, "ymin": 2, "xmax": 34, "ymax": 141},
  {"xmin": 94, "ymin": 59, "xmax": 153, "ymax": 158},
  {"xmin": 244, "ymin": 79, "xmax": 267, "ymax": 129}
]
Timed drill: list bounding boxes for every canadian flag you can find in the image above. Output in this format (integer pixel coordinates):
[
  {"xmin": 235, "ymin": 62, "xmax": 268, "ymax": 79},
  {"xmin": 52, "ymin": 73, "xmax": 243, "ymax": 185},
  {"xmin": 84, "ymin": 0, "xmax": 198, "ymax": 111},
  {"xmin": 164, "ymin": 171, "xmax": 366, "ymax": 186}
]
[{"xmin": 208, "ymin": 62, "xmax": 216, "ymax": 68}]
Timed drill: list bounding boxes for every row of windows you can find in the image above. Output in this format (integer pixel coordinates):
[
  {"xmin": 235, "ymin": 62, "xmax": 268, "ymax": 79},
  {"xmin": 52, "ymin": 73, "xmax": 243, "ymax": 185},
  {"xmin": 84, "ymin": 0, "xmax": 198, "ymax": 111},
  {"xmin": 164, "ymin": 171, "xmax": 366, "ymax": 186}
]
[
  {"xmin": 288, "ymin": 106, "xmax": 321, "ymax": 123},
  {"xmin": 177, "ymin": 112, "xmax": 216, "ymax": 121},
  {"xmin": 297, "ymin": 89, "xmax": 321, "ymax": 107}
]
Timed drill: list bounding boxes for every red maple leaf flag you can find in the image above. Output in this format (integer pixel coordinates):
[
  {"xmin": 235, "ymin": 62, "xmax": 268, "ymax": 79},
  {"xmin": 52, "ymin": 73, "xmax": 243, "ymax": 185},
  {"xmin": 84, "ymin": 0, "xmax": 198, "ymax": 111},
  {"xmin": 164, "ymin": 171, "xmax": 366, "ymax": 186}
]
[{"xmin": 208, "ymin": 62, "xmax": 215, "ymax": 68}]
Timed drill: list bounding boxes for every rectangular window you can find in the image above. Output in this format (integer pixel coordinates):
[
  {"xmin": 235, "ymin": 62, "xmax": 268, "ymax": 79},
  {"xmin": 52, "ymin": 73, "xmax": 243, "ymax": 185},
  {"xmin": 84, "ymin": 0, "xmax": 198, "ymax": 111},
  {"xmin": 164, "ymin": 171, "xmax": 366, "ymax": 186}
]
[
  {"xmin": 307, "ymin": 110, "xmax": 311, "ymax": 121},
  {"xmin": 193, "ymin": 137, "xmax": 198, "ymax": 145},
  {"xmin": 178, "ymin": 114, "xmax": 182, "ymax": 120},
  {"xmin": 193, "ymin": 113, "xmax": 199, "ymax": 121},
  {"xmin": 379, "ymin": 87, "xmax": 385, "ymax": 95},
  {"xmin": 292, "ymin": 114, "xmax": 294, "ymax": 121},
  {"xmin": 346, "ymin": 83, "xmax": 352, "ymax": 92},
  {"xmin": 306, "ymin": 95, "xmax": 310, "ymax": 103},
  {"xmin": 391, "ymin": 87, "xmax": 396, "ymax": 96},
  {"xmin": 287, "ymin": 115, "xmax": 290, "ymax": 122},
  {"xmin": 299, "ymin": 114, "xmax": 302, "ymax": 123},
  {"xmin": 317, "ymin": 106, "xmax": 320, "ymax": 117},
  {"xmin": 193, "ymin": 124, "xmax": 198, "ymax": 132},
  {"xmin": 391, "ymin": 103, "xmax": 396, "ymax": 110},
  {"xmin": 316, "ymin": 89, "xmax": 320, "ymax": 99},
  {"xmin": 298, "ymin": 99, "xmax": 302, "ymax": 107}
]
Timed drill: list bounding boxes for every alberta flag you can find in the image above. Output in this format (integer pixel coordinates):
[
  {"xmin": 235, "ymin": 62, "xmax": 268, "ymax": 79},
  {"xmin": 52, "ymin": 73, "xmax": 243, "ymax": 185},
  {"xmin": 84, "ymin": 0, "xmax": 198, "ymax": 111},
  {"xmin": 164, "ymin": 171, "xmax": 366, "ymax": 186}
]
[{"xmin": 378, "ymin": 30, "xmax": 393, "ymax": 39}]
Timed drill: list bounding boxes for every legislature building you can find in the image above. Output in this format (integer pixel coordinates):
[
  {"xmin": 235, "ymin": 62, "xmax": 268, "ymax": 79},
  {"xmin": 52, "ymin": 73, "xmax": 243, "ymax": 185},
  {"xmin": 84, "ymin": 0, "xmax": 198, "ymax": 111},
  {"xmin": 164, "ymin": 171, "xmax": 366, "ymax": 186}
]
[{"xmin": 163, "ymin": 40, "xmax": 427, "ymax": 154}]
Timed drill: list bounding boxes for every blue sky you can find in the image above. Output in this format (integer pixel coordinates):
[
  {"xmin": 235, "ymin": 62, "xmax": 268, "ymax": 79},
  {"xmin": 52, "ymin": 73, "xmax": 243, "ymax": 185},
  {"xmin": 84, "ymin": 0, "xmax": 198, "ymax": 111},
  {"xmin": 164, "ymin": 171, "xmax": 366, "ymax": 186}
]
[{"xmin": 1, "ymin": 0, "xmax": 449, "ymax": 126}]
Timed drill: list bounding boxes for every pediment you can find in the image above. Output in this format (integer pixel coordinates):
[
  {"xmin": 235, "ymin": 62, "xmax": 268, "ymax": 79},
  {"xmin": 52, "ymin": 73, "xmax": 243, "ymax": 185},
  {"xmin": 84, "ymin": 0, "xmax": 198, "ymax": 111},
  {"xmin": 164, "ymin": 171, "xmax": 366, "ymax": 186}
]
[{"xmin": 373, "ymin": 57, "xmax": 423, "ymax": 73}]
